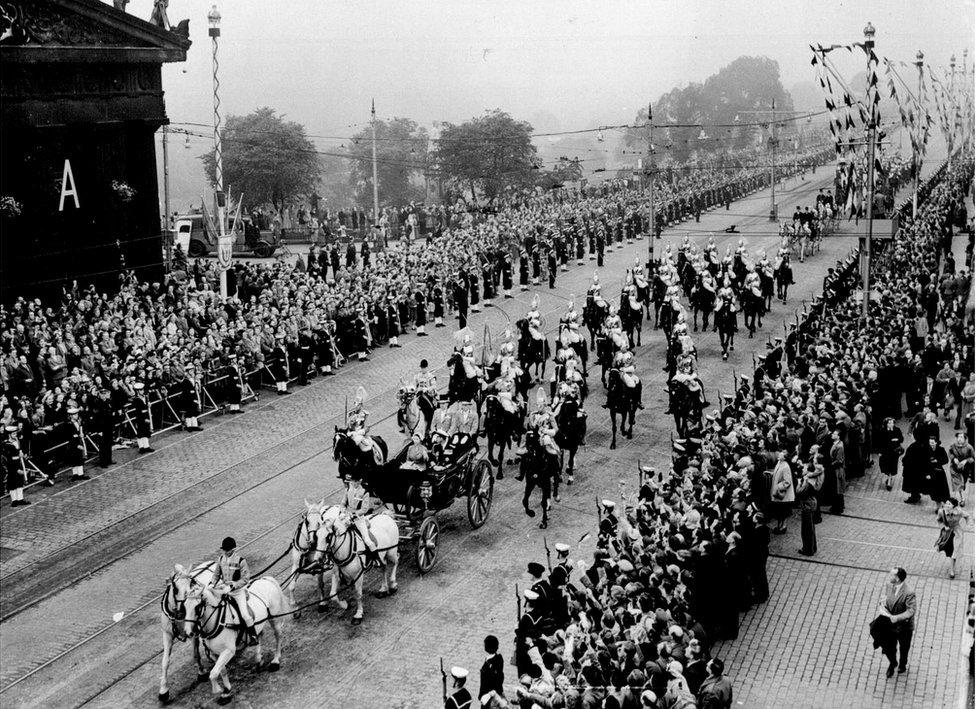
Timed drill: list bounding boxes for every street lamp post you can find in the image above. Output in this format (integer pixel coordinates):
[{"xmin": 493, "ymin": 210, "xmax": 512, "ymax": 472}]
[
  {"xmin": 208, "ymin": 5, "xmax": 230, "ymax": 298},
  {"xmin": 861, "ymin": 21, "xmax": 877, "ymax": 321}
]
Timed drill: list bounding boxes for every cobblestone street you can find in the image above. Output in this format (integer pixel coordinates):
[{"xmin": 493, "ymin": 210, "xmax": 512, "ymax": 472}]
[{"xmin": 1, "ymin": 150, "xmax": 969, "ymax": 709}]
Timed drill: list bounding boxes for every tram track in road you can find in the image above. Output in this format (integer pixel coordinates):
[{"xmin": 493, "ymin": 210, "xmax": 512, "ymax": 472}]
[{"xmin": 1, "ymin": 167, "xmax": 845, "ymax": 706}]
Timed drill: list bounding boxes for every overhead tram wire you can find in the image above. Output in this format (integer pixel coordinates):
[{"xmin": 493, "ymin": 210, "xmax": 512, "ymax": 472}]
[{"xmin": 168, "ymin": 108, "xmax": 832, "ymax": 145}]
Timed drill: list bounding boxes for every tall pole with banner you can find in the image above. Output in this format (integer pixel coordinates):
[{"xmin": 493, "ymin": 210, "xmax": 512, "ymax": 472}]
[
  {"xmin": 162, "ymin": 123, "xmax": 172, "ymax": 271},
  {"xmin": 208, "ymin": 5, "xmax": 231, "ymax": 298},
  {"xmin": 861, "ymin": 21, "xmax": 877, "ymax": 321},
  {"xmin": 948, "ymin": 54, "xmax": 956, "ymax": 172},
  {"xmin": 646, "ymin": 103, "xmax": 655, "ymax": 265},
  {"xmin": 371, "ymin": 99, "xmax": 380, "ymax": 234},
  {"xmin": 912, "ymin": 50, "xmax": 924, "ymax": 219}
]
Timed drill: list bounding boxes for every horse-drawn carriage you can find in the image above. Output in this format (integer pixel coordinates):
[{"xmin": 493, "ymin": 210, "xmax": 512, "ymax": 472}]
[{"xmin": 336, "ymin": 431, "xmax": 495, "ymax": 575}]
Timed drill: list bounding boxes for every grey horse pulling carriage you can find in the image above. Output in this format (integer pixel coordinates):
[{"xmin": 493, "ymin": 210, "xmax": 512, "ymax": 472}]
[{"xmin": 347, "ymin": 437, "xmax": 495, "ymax": 574}]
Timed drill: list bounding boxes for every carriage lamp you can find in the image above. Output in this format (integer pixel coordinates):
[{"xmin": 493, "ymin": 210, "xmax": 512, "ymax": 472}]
[{"xmin": 420, "ymin": 481, "xmax": 433, "ymax": 500}]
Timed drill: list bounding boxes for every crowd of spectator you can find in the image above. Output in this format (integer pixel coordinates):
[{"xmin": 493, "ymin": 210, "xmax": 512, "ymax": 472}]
[
  {"xmin": 478, "ymin": 154, "xmax": 972, "ymax": 708},
  {"xmin": 0, "ymin": 143, "xmax": 832, "ymax": 489}
]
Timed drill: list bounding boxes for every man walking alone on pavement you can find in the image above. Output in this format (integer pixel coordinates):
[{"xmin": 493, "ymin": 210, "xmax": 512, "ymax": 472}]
[{"xmin": 877, "ymin": 567, "xmax": 916, "ymax": 677}]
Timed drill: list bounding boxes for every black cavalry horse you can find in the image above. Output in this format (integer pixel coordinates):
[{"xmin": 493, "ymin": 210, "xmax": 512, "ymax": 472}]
[
  {"xmin": 482, "ymin": 394, "xmax": 523, "ymax": 479},
  {"xmin": 714, "ymin": 297, "xmax": 737, "ymax": 360},
  {"xmin": 333, "ymin": 427, "xmax": 390, "ymax": 480},
  {"xmin": 516, "ymin": 318, "xmax": 551, "ymax": 381},
  {"xmin": 519, "ymin": 429, "xmax": 560, "ymax": 529},
  {"xmin": 690, "ymin": 277, "xmax": 716, "ymax": 333},
  {"xmin": 605, "ymin": 368, "xmax": 640, "ymax": 449},
  {"xmin": 554, "ymin": 396, "xmax": 586, "ymax": 485},
  {"xmin": 447, "ymin": 351, "xmax": 483, "ymax": 408}
]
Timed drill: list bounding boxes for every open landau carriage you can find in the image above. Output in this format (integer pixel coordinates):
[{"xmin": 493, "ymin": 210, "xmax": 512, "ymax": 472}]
[{"xmin": 342, "ymin": 422, "xmax": 495, "ymax": 576}]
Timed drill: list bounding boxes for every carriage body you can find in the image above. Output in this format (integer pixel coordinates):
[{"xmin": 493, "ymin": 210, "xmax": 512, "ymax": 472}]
[{"xmin": 353, "ymin": 439, "xmax": 494, "ymax": 574}]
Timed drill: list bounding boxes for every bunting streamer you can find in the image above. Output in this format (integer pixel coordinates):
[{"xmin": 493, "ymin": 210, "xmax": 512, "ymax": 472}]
[{"xmin": 810, "ymin": 41, "xmax": 883, "ymax": 218}]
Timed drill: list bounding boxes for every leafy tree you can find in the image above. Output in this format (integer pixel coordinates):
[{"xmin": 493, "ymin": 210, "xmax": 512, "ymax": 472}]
[
  {"xmin": 346, "ymin": 117, "xmax": 428, "ymax": 209},
  {"xmin": 625, "ymin": 56, "xmax": 795, "ymax": 163},
  {"xmin": 434, "ymin": 110, "xmax": 538, "ymax": 199},
  {"xmin": 202, "ymin": 107, "xmax": 320, "ymax": 211},
  {"xmin": 537, "ymin": 157, "xmax": 584, "ymax": 190}
]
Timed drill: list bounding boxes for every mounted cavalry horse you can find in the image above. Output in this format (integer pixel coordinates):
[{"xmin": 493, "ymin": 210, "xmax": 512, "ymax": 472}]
[
  {"xmin": 668, "ymin": 356, "xmax": 708, "ymax": 437},
  {"xmin": 311, "ymin": 503, "xmax": 400, "ymax": 625},
  {"xmin": 396, "ymin": 382, "xmax": 435, "ymax": 439},
  {"xmin": 619, "ymin": 279, "xmax": 644, "ymax": 348},
  {"xmin": 180, "ymin": 569, "xmax": 289, "ymax": 704},
  {"xmin": 159, "ymin": 562, "xmax": 214, "ymax": 703},
  {"xmin": 713, "ymin": 285, "xmax": 738, "ymax": 360},
  {"xmin": 774, "ymin": 249, "xmax": 794, "ymax": 303},
  {"xmin": 516, "ymin": 314, "xmax": 551, "ymax": 381},
  {"xmin": 553, "ymin": 383, "xmax": 587, "ymax": 484},
  {"xmin": 583, "ymin": 276, "xmax": 609, "ymax": 351},
  {"xmin": 605, "ymin": 351, "xmax": 641, "ymax": 449},
  {"xmin": 690, "ymin": 270, "xmax": 717, "ymax": 333}
]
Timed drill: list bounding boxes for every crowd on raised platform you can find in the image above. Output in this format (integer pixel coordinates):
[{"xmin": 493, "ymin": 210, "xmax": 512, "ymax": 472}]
[
  {"xmin": 462, "ymin": 156, "xmax": 972, "ymax": 709},
  {"xmin": 0, "ymin": 144, "xmax": 831, "ymax": 492}
]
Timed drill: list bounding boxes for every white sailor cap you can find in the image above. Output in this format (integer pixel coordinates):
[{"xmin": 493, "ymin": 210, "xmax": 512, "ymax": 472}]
[
  {"xmin": 67, "ymin": 406, "xmax": 81, "ymax": 415},
  {"xmin": 451, "ymin": 666, "xmax": 468, "ymax": 680},
  {"xmin": 133, "ymin": 382, "xmax": 145, "ymax": 390},
  {"xmin": 554, "ymin": 542, "xmax": 570, "ymax": 554},
  {"xmin": 523, "ymin": 588, "xmax": 540, "ymax": 601},
  {"xmin": 601, "ymin": 499, "xmax": 615, "ymax": 510}
]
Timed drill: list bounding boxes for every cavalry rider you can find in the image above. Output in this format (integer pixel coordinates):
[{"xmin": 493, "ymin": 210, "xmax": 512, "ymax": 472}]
[
  {"xmin": 616, "ymin": 351, "xmax": 643, "ymax": 408},
  {"xmin": 528, "ymin": 388, "xmax": 561, "ymax": 458},
  {"xmin": 703, "ymin": 235, "xmax": 720, "ymax": 273},
  {"xmin": 413, "ymin": 358, "xmax": 438, "ymax": 410},
  {"xmin": 458, "ymin": 335, "xmax": 482, "ymax": 381},
  {"xmin": 346, "ymin": 386, "xmax": 383, "ymax": 464},
  {"xmin": 633, "ymin": 257, "xmax": 649, "ymax": 304},
  {"xmin": 211, "ymin": 536, "xmax": 258, "ymax": 646},
  {"xmin": 671, "ymin": 354, "xmax": 708, "ymax": 408},
  {"xmin": 565, "ymin": 356, "xmax": 587, "ymax": 402},
  {"xmin": 526, "ymin": 295, "xmax": 545, "ymax": 343},
  {"xmin": 560, "ymin": 296, "xmax": 581, "ymax": 334},
  {"xmin": 343, "ymin": 475, "xmax": 381, "ymax": 563},
  {"xmin": 490, "ymin": 364, "xmax": 522, "ymax": 416}
]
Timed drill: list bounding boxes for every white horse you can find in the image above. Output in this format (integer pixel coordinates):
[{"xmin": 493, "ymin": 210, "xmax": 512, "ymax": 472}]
[
  {"xmin": 183, "ymin": 576, "xmax": 290, "ymax": 704},
  {"xmin": 312, "ymin": 505, "xmax": 400, "ymax": 624},
  {"xmin": 159, "ymin": 562, "xmax": 214, "ymax": 703},
  {"xmin": 285, "ymin": 499, "xmax": 331, "ymax": 613}
]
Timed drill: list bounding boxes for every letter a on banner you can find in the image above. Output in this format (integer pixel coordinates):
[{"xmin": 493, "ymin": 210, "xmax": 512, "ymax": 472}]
[{"xmin": 59, "ymin": 159, "xmax": 80, "ymax": 211}]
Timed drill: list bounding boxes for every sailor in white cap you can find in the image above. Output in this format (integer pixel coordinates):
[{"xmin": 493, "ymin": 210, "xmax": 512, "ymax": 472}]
[
  {"xmin": 554, "ymin": 541, "xmax": 575, "ymax": 571},
  {"xmin": 445, "ymin": 666, "xmax": 472, "ymax": 709},
  {"xmin": 3, "ymin": 424, "xmax": 30, "ymax": 506},
  {"xmin": 66, "ymin": 405, "xmax": 90, "ymax": 481},
  {"xmin": 132, "ymin": 382, "xmax": 155, "ymax": 453}
]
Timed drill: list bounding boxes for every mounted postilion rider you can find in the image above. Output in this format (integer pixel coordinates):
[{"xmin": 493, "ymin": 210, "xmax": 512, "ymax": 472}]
[
  {"xmin": 343, "ymin": 474, "xmax": 382, "ymax": 565},
  {"xmin": 211, "ymin": 536, "xmax": 258, "ymax": 646}
]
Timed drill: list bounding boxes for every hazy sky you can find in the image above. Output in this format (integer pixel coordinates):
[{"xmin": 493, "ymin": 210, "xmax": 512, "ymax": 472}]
[{"xmin": 152, "ymin": 0, "xmax": 974, "ymax": 206}]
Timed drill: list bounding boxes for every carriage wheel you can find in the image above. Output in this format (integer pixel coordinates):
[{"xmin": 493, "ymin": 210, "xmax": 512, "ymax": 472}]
[
  {"xmin": 466, "ymin": 459, "xmax": 494, "ymax": 529},
  {"xmin": 415, "ymin": 516, "xmax": 439, "ymax": 574}
]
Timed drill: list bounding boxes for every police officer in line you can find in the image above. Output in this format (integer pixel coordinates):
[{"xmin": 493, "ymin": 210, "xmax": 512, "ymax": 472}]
[
  {"xmin": 93, "ymin": 387, "xmax": 115, "ymax": 467},
  {"xmin": 454, "ymin": 271, "xmax": 469, "ymax": 330}
]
